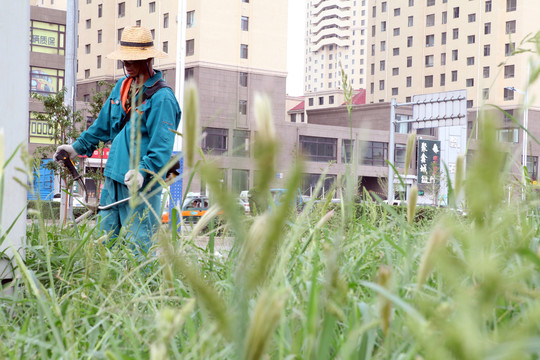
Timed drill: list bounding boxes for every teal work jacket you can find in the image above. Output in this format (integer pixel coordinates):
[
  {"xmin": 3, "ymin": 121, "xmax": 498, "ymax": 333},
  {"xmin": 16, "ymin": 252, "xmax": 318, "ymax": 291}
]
[{"xmin": 72, "ymin": 70, "xmax": 181, "ymax": 187}]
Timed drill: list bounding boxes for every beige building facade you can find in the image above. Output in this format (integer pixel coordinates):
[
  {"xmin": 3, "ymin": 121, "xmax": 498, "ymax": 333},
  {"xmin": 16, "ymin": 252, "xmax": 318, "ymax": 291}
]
[
  {"xmin": 75, "ymin": 0, "xmax": 289, "ymax": 195},
  {"xmin": 303, "ymin": 0, "xmax": 369, "ymax": 112}
]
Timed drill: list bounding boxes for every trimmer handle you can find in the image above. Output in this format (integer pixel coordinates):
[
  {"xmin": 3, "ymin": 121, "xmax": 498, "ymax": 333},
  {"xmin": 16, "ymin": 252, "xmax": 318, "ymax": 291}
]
[{"xmin": 55, "ymin": 149, "xmax": 81, "ymax": 181}]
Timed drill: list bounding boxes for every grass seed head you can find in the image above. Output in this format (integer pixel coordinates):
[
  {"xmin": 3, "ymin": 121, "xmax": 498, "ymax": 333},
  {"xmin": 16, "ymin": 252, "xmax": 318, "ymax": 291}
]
[
  {"xmin": 405, "ymin": 131, "xmax": 416, "ymax": 175},
  {"xmin": 417, "ymin": 224, "xmax": 450, "ymax": 289},
  {"xmin": 407, "ymin": 185, "xmax": 418, "ymax": 224},
  {"xmin": 183, "ymin": 81, "xmax": 200, "ymax": 168},
  {"xmin": 377, "ymin": 265, "xmax": 393, "ymax": 336}
]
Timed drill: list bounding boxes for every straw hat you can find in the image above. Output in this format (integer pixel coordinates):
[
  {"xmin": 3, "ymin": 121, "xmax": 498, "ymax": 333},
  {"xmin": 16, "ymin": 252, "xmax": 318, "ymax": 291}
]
[{"xmin": 107, "ymin": 26, "xmax": 167, "ymax": 61}]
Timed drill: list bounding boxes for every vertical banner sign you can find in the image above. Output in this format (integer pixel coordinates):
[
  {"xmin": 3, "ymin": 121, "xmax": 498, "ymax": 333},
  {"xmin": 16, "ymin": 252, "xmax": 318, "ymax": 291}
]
[{"xmin": 417, "ymin": 139, "xmax": 441, "ymax": 184}]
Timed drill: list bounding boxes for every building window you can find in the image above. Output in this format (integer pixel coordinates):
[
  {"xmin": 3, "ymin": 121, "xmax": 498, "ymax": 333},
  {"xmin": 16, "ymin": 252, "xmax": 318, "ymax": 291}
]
[
  {"xmin": 291, "ymin": 114, "xmax": 297, "ymax": 123},
  {"xmin": 452, "ymin": 70, "xmax": 458, "ymax": 82},
  {"xmin": 97, "ymin": 29, "xmax": 102, "ymax": 43},
  {"xmin": 202, "ymin": 127, "xmax": 228, "ymax": 155},
  {"xmin": 239, "ymin": 72, "xmax": 248, "ymax": 87},
  {"xmin": 426, "ymin": 14, "xmax": 435, "ymax": 26},
  {"xmin": 506, "ymin": 0, "xmax": 516, "ymax": 12},
  {"xmin": 394, "ymin": 8, "xmax": 401, "ymax": 16},
  {"xmin": 409, "ymin": 0, "xmax": 414, "ymax": 6},
  {"xmin": 441, "ymin": 52, "xmax": 446, "ymax": 65},
  {"xmin": 482, "ymin": 88, "xmax": 489, "ymax": 100},
  {"xmin": 149, "ymin": 2, "xmax": 156, "ymax": 13},
  {"xmin": 186, "ymin": 39, "xmax": 194, "ymax": 56},
  {"xmin": 497, "ymin": 128, "xmax": 518, "ymax": 142},
  {"xmin": 85, "ymin": 44, "xmax": 90, "ymax": 54},
  {"xmin": 425, "ymin": 75, "xmax": 434, "ymax": 88},
  {"xmin": 302, "ymin": 174, "xmax": 336, "ymax": 198},
  {"xmin": 467, "ymin": 100, "xmax": 473, "ymax": 109},
  {"xmin": 526, "ymin": 156, "xmax": 538, "ymax": 180},
  {"xmin": 483, "ymin": 45, "xmax": 490, "ymax": 56},
  {"xmin": 504, "ymin": 64, "xmax": 515, "ymax": 78},
  {"xmin": 395, "ymin": 144, "xmax": 407, "ymax": 168},
  {"xmin": 318, "ymin": 97, "xmax": 324, "ymax": 105},
  {"xmin": 137, "ymin": 0, "xmax": 141, "ymax": 7},
  {"xmin": 372, "ymin": 6, "xmax": 376, "ymax": 17},
  {"xmin": 232, "ymin": 130, "xmax": 250, "ymax": 157},
  {"xmin": 117, "ymin": 60, "xmax": 123, "ymax": 69},
  {"xmin": 381, "ymin": 21, "xmax": 387, "ymax": 32},
  {"xmin": 440, "ymin": 73, "xmax": 446, "ymax": 86},
  {"xmin": 485, "ymin": 22, "xmax": 491, "ymax": 34},
  {"xmin": 442, "ymin": 11, "xmax": 447, "ymax": 24},
  {"xmin": 393, "ymin": 28, "xmax": 400, "ymax": 36},
  {"xmin": 406, "ymin": 76, "xmax": 412, "ymax": 87},
  {"xmin": 83, "ymin": 94, "xmax": 90, "ymax": 102},
  {"xmin": 466, "ymin": 78, "xmax": 474, "ymax": 87},
  {"xmin": 407, "ymin": 56, "xmax": 412, "ymax": 67},
  {"xmin": 136, "ymin": 20, "xmax": 141, "ymax": 26},
  {"xmin": 441, "ymin": 32, "xmax": 447, "ymax": 45},
  {"xmin": 151, "ymin": 29, "xmax": 155, "ymax": 39},
  {"xmin": 380, "ymin": 60, "xmax": 385, "ymax": 71},
  {"xmin": 379, "ymin": 80, "xmax": 385, "ymax": 90},
  {"xmin": 241, "ymin": 16, "xmax": 249, "ymax": 31},
  {"xmin": 97, "ymin": 55, "xmax": 101, "ymax": 68},
  {"xmin": 370, "ymin": 63, "xmax": 375, "ymax": 75},
  {"xmin": 468, "ymin": 13, "xmax": 476, "ymax": 22},
  {"xmin": 467, "ymin": 35, "xmax": 475, "ymax": 44},
  {"xmin": 164, "ymin": 13, "xmax": 169, "ymax": 28},
  {"xmin": 98, "ymin": 4, "xmax": 102, "ymax": 17},
  {"xmin": 360, "ymin": 141, "xmax": 388, "ymax": 166},
  {"xmin": 381, "ymin": 1, "xmax": 387, "ymax": 12},
  {"xmin": 505, "ymin": 42, "xmax": 515, "ymax": 56},
  {"xmin": 380, "ymin": 41, "xmax": 386, "ymax": 51},
  {"xmin": 29, "ymin": 20, "xmax": 66, "ymax": 55},
  {"xmin": 485, "ymin": 0, "xmax": 492, "ymax": 12},
  {"xmin": 453, "ymin": 28, "xmax": 459, "ymax": 39},
  {"xmin": 453, "ymin": 7, "xmax": 460, "ymax": 18},
  {"xmin": 506, "ymin": 20, "xmax": 516, "ymax": 34},
  {"xmin": 84, "ymin": 69, "xmax": 90, "ymax": 79},
  {"xmin": 392, "ymin": 67, "xmax": 399, "ymax": 76},
  {"xmin": 118, "ymin": 2, "xmax": 125, "ymax": 17},
  {"xmin": 86, "ymin": 19, "xmax": 91, "ymax": 29},
  {"xmin": 329, "ymin": 95, "xmax": 334, "ymax": 104},
  {"xmin": 408, "ymin": 16, "xmax": 414, "ymax": 27},
  {"xmin": 483, "ymin": 66, "xmax": 490, "ymax": 78},
  {"xmin": 427, "ymin": 0, "xmax": 435, "ymax": 6},
  {"xmin": 239, "ymin": 100, "xmax": 247, "ymax": 115},
  {"xmin": 426, "ymin": 34, "xmax": 434, "ymax": 47},
  {"xmin": 185, "ymin": 67, "xmax": 194, "ymax": 80},
  {"xmin": 162, "ymin": 41, "xmax": 168, "ymax": 53},
  {"xmin": 117, "ymin": 28, "xmax": 124, "ymax": 43},
  {"xmin": 452, "ymin": 49, "xmax": 458, "ymax": 61},
  {"xmin": 29, "ymin": 66, "xmax": 64, "ymax": 94},
  {"xmin": 242, "ymin": 0, "xmax": 249, "ymax": 2},
  {"xmin": 407, "ymin": 36, "xmax": 413, "ymax": 47},
  {"xmin": 392, "ymin": 87, "xmax": 399, "ymax": 95},
  {"xmin": 342, "ymin": 139, "xmax": 354, "ymax": 163},
  {"xmin": 232, "ymin": 169, "xmax": 249, "ymax": 194},
  {"xmin": 425, "ymin": 55, "xmax": 434, "ymax": 67},
  {"xmin": 299, "ymin": 136, "xmax": 337, "ymax": 162},
  {"xmin": 309, "ymin": 98, "xmax": 314, "ymax": 106},
  {"xmin": 187, "ymin": 10, "xmax": 195, "ymax": 27},
  {"xmin": 240, "ymin": 44, "xmax": 248, "ymax": 59},
  {"xmin": 467, "ymin": 57, "xmax": 475, "ymax": 65},
  {"xmin": 393, "ymin": 47, "xmax": 400, "ymax": 56}
]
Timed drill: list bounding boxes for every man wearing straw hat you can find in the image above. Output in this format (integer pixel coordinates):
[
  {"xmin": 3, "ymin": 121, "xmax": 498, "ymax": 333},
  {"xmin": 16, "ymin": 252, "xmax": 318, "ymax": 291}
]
[{"xmin": 54, "ymin": 26, "xmax": 181, "ymax": 255}]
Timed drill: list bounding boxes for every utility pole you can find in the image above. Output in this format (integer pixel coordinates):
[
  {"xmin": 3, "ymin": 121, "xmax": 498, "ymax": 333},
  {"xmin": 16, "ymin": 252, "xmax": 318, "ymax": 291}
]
[
  {"xmin": 61, "ymin": 0, "xmax": 79, "ymax": 223},
  {"xmin": 0, "ymin": 1, "xmax": 29, "ymax": 290}
]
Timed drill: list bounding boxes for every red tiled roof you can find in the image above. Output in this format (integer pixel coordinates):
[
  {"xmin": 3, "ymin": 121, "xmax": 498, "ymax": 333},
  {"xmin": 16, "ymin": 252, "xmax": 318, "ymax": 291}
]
[
  {"xmin": 342, "ymin": 89, "xmax": 366, "ymax": 105},
  {"xmin": 290, "ymin": 100, "xmax": 305, "ymax": 111}
]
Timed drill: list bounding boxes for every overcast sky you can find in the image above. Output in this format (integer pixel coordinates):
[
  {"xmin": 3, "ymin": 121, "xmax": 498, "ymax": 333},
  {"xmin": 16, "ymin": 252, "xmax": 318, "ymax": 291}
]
[{"xmin": 286, "ymin": 1, "xmax": 306, "ymax": 97}]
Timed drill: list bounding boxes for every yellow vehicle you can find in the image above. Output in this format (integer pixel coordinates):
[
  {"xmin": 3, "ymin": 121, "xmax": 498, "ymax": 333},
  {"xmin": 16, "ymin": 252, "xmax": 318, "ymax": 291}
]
[{"xmin": 180, "ymin": 196, "xmax": 210, "ymax": 223}]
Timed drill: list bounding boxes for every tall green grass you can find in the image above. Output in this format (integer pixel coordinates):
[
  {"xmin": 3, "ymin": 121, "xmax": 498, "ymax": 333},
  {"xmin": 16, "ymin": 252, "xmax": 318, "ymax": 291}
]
[{"xmin": 2, "ymin": 87, "xmax": 540, "ymax": 360}]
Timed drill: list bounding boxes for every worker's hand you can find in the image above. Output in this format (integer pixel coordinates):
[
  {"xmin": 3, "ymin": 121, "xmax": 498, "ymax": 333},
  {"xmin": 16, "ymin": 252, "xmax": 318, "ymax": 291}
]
[
  {"xmin": 54, "ymin": 144, "xmax": 78, "ymax": 162},
  {"xmin": 124, "ymin": 169, "xmax": 144, "ymax": 190}
]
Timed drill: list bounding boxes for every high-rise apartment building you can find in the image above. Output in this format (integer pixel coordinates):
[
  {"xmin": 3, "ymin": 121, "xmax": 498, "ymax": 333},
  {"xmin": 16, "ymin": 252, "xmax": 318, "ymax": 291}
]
[
  {"xmin": 367, "ymin": 0, "xmax": 540, "ymax": 110},
  {"xmin": 304, "ymin": 0, "xmax": 368, "ymax": 109},
  {"xmin": 76, "ymin": 0, "xmax": 288, "ymax": 195}
]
